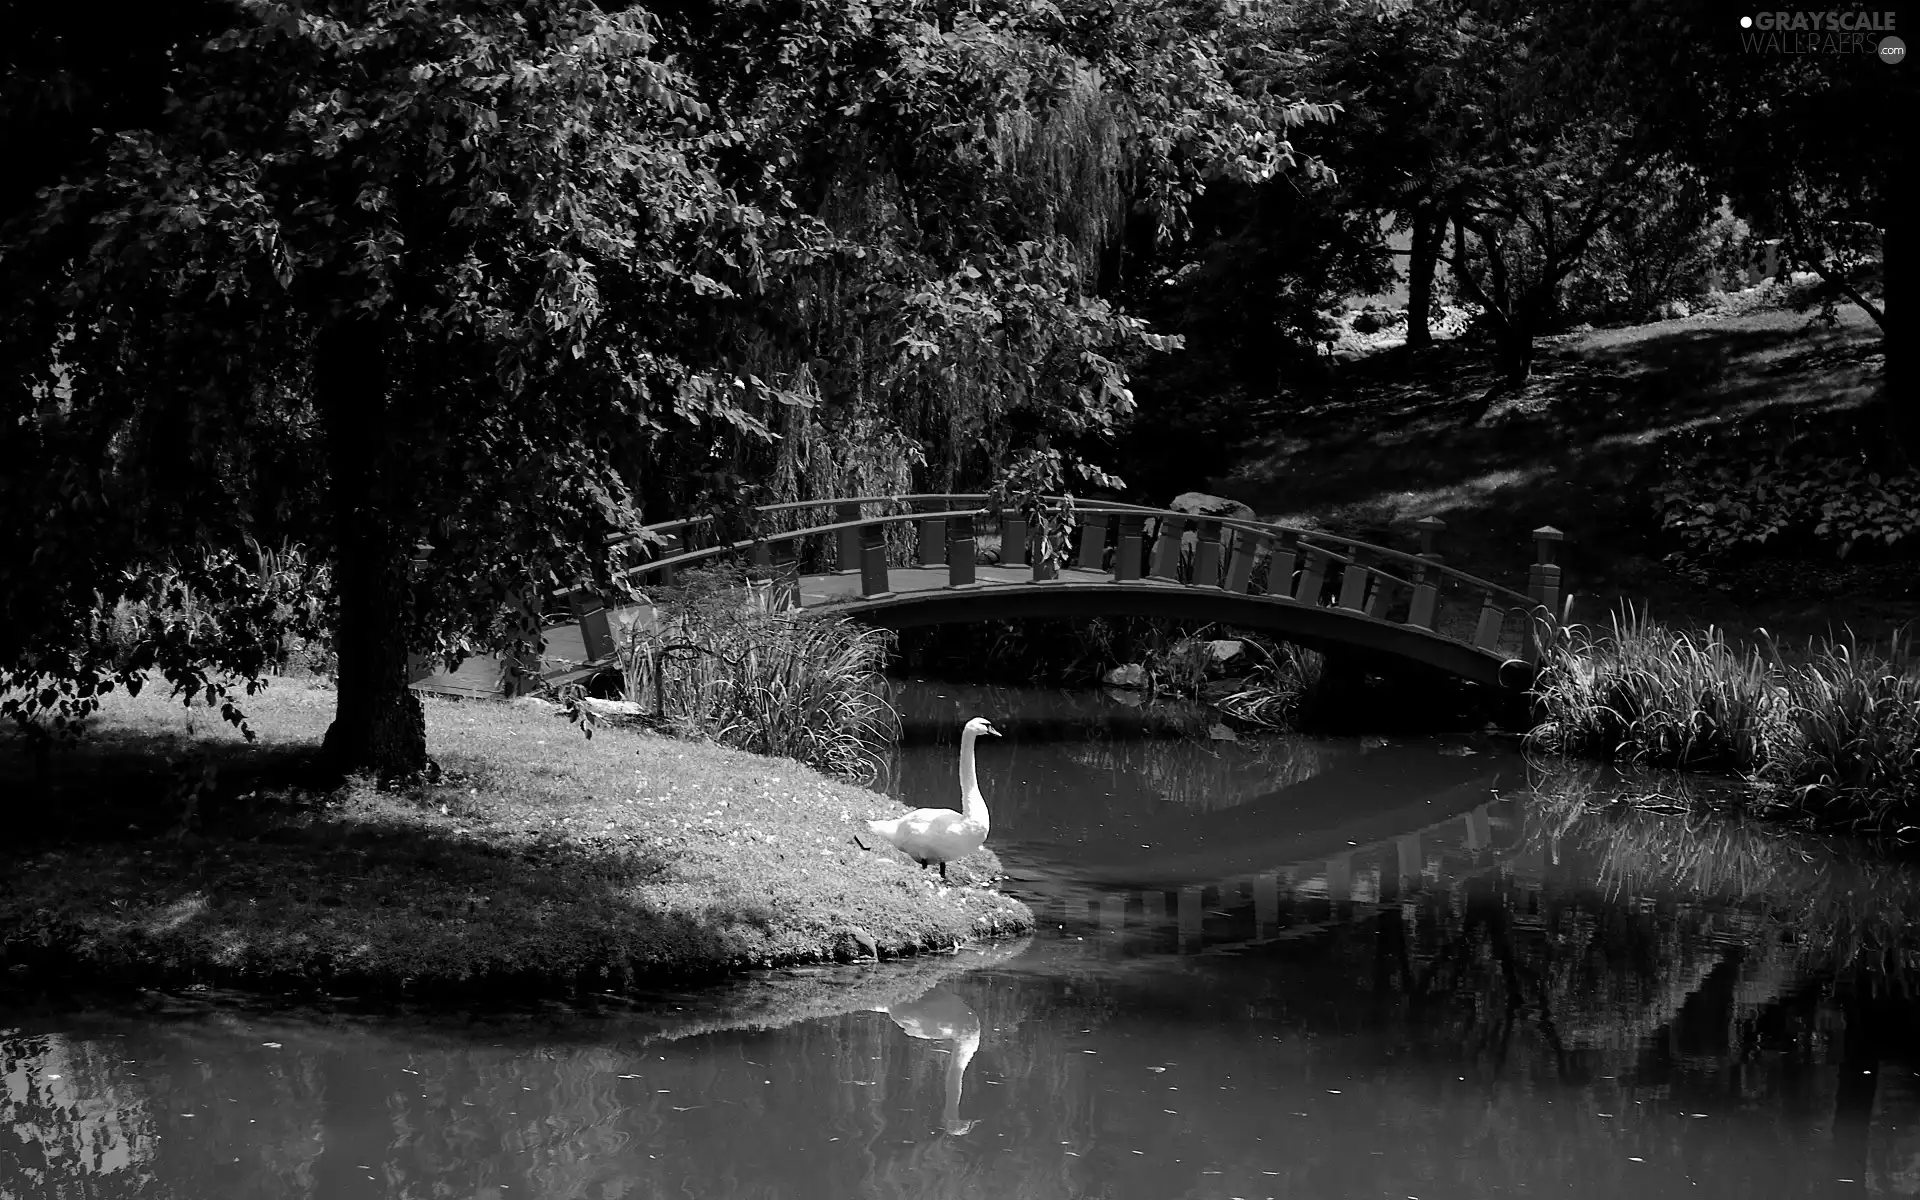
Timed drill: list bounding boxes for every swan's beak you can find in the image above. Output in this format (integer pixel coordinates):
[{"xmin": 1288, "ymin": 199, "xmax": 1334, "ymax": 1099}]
[{"xmin": 983, "ymin": 724, "xmax": 1001, "ymax": 737}]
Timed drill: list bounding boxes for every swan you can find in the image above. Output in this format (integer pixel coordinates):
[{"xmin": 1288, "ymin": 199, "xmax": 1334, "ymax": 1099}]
[
  {"xmin": 864, "ymin": 716, "xmax": 1000, "ymax": 882},
  {"xmin": 871, "ymin": 987, "xmax": 983, "ymax": 1135}
]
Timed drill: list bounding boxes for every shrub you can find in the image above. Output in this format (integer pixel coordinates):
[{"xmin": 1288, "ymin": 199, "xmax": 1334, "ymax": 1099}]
[
  {"xmin": 1654, "ymin": 451, "xmax": 1920, "ymax": 564},
  {"xmin": 615, "ymin": 569, "xmax": 898, "ymax": 782}
]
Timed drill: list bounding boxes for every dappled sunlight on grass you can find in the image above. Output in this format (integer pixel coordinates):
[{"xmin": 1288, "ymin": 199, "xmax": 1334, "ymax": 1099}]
[
  {"xmin": 0, "ymin": 680, "xmax": 1032, "ymax": 996},
  {"xmin": 1205, "ymin": 305, "xmax": 1893, "ymax": 641}
]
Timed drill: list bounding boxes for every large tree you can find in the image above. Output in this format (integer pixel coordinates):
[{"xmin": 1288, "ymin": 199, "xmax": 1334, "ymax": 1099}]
[
  {"xmin": 2, "ymin": 0, "xmax": 821, "ymax": 775},
  {"xmin": 2, "ymin": 0, "xmax": 1299, "ymax": 776}
]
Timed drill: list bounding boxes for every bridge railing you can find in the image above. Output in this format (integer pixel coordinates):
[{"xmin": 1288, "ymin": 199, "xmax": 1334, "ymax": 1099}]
[{"xmin": 602, "ymin": 495, "xmax": 1566, "ymax": 671}]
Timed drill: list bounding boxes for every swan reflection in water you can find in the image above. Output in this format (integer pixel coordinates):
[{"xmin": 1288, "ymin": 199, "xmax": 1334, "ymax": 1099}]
[{"xmin": 871, "ymin": 986, "xmax": 982, "ymax": 1135}]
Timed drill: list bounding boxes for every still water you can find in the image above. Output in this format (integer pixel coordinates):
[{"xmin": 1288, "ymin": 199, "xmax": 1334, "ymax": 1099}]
[{"xmin": 8, "ymin": 680, "xmax": 1920, "ymax": 1198}]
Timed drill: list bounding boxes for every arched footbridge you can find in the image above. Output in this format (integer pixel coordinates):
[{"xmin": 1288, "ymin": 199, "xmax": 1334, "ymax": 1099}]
[{"xmin": 410, "ymin": 495, "xmax": 1568, "ymax": 698}]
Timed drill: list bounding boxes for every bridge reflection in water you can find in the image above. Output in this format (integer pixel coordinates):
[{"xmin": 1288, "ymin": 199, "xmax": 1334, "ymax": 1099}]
[{"xmin": 1023, "ymin": 793, "xmax": 1517, "ymax": 959}]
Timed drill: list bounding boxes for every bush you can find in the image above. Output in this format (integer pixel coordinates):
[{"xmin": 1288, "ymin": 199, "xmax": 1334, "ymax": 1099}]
[
  {"xmin": 1654, "ymin": 451, "xmax": 1920, "ymax": 564},
  {"xmin": 615, "ymin": 568, "xmax": 898, "ymax": 782}
]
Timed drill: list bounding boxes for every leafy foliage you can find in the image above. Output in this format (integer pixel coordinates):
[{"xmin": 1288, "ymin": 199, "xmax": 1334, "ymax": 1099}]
[
  {"xmin": 1655, "ymin": 452, "xmax": 1920, "ymax": 562},
  {"xmin": 2, "ymin": 0, "xmax": 1330, "ymax": 768}
]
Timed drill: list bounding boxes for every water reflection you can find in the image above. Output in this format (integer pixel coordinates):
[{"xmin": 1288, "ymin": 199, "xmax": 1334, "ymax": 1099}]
[
  {"xmin": 13, "ymin": 687, "xmax": 1920, "ymax": 1197},
  {"xmin": 871, "ymin": 987, "xmax": 982, "ymax": 1135}
]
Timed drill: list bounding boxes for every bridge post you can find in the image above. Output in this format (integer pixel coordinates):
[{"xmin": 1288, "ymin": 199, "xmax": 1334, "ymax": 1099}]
[
  {"xmin": 1075, "ymin": 513, "xmax": 1109, "ymax": 571},
  {"xmin": 1297, "ymin": 545, "xmax": 1334, "ymax": 606},
  {"xmin": 1148, "ymin": 515, "xmax": 1186, "ymax": 581},
  {"xmin": 1472, "ymin": 588, "xmax": 1505, "ymax": 650},
  {"xmin": 565, "ymin": 588, "xmax": 617, "ymax": 662},
  {"xmin": 1414, "ymin": 516, "xmax": 1446, "ymax": 562},
  {"xmin": 859, "ymin": 522, "xmax": 892, "ymax": 597},
  {"xmin": 1336, "ymin": 555, "xmax": 1370, "ymax": 611},
  {"xmin": 1526, "ymin": 525, "xmax": 1566, "ymax": 664},
  {"xmin": 1263, "ymin": 536, "xmax": 1298, "ymax": 599},
  {"xmin": 1001, "ymin": 509, "xmax": 1028, "ymax": 567},
  {"xmin": 1363, "ymin": 556, "xmax": 1397, "ymax": 619},
  {"xmin": 1193, "ymin": 520, "xmax": 1224, "ymax": 587},
  {"xmin": 835, "ymin": 501, "xmax": 861, "ymax": 573},
  {"xmin": 1224, "ymin": 529, "xmax": 1266, "ymax": 593},
  {"xmin": 1407, "ymin": 518, "xmax": 1447, "ymax": 630},
  {"xmin": 947, "ymin": 513, "xmax": 978, "ymax": 587},
  {"xmin": 1116, "ymin": 515, "xmax": 1147, "ymax": 581},
  {"xmin": 917, "ymin": 501, "xmax": 948, "ymax": 567}
]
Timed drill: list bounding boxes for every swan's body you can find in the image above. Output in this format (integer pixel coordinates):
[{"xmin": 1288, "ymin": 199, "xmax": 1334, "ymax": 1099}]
[
  {"xmin": 865, "ymin": 716, "xmax": 999, "ymax": 882},
  {"xmin": 872, "ymin": 987, "xmax": 982, "ymax": 1135}
]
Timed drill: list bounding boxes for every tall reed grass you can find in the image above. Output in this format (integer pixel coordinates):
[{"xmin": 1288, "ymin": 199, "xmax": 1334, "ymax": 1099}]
[
  {"xmin": 616, "ymin": 571, "xmax": 898, "ymax": 782},
  {"xmin": 1531, "ymin": 608, "xmax": 1920, "ymax": 826}
]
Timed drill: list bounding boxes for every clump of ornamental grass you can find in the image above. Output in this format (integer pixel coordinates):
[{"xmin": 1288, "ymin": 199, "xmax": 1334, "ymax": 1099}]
[
  {"xmin": 1531, "ymin": 609, "xmax": 1920, "ymax": 828},
  {"xmin": 617, "ymin": 569, "xmax": 898, "ymax": 782},
  {"xmin": 1212, "ymin": 641, "xmax": 1326, "ymax": 729},
  {"xmin": 1776, "ymin": 630, "xmax": 1920, "ymax": 825},
  {"xmin": 1529, "ymin": 606, "xmax": 1795, "ymax": 773}
]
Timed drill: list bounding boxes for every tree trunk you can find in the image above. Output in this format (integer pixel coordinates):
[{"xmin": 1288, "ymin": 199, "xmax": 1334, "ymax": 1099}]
[
  {"xmin": 1406, "ymin": 210, "xmax": 1444, "ymax": 349},
  {"xmin": 1495, "ymin": 321, "xmax": 1535, "ymax": 388},
  {"xmin": 315, "ymin": 319, "xmax": 427, "ymax": 779},
  {"xmin": 1884, "ymin": 182, "xmax": 1915, "ymax": 460}
]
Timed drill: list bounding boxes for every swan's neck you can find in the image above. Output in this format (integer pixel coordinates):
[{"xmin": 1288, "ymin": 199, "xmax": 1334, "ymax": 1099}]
[
  {"xmin": 943, "ymin": 1030, "xmax": 980, "ymax": 1127},
  {"xmin": 958, "ymin": 730, "xmax": 988, "ymax": 825}
]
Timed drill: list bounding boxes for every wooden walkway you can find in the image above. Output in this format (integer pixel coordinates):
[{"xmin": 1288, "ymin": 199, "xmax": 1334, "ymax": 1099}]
[{"xmin": 411, "ymin": 494, "xmax": 1568, "ymax": 698}]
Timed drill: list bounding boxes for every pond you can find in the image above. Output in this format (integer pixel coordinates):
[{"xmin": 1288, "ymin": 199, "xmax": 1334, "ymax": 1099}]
[{"xmin": 7, "ymin": 679, "xmax": 1920, "ymax": 1198}]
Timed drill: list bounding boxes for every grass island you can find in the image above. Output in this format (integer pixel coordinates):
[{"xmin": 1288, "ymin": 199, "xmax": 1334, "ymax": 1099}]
[{"xmin": 0, "ymin": 680, "xmax": 1032, "ymax": 999}]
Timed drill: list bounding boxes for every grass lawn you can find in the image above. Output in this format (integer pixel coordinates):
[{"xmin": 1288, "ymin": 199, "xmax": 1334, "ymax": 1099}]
[
  {"xmin": 0, "ymin": 679, "xmax": 1031, "ymax": 998},
  {"xmin": 1210, "ymin": 301, "xmax": 1905, "ymax": 651}
]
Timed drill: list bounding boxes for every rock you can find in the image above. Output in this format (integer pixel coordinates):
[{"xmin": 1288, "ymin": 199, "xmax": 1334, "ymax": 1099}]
[
  {"xmin": 830, "ymin": 925, "xmax": 880, "ymax": 962},
  {"xmin": 1168, "ymin": 492, "xmax": 1256, "ymax": 522},
  {"xmin": 1104, "ymin": 663, "xmax": 1147, "ymax": 688},
  {"xmin": 1103, "ymin": 687, "xmax": 1144, "ymax": 708},
  {"xmin": 1206, "ymin": 639, "xmax": 1245, "ymax": 664},
  {"xmin": 1206, "ymin": 723, "xmax": 1239, "ymax": 743}
]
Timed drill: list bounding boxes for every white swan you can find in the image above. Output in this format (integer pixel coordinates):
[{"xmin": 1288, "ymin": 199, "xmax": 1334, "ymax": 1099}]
[
  {"xmin": 872, "ymin": 987, "xmax": 983, "ymax": 1135},
  {"xmin": 865, "ymin": 716, "xmax": 1000, "ymax": 882}
]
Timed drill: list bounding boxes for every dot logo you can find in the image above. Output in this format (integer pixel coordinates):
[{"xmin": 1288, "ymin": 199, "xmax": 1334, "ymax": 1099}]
[
  {"xmin": 1740, "ymin": 14, "xmax": 1753, "ymax": 26},
  {"xmin": 1882, "ymin": 35, "xmax": 1907, "ymax": 63}
]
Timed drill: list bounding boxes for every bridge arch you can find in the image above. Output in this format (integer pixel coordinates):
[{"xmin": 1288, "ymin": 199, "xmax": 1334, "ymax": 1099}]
[{"xmin": 411, "ymin": 494, "xmax": 1569, "ymax": 698}]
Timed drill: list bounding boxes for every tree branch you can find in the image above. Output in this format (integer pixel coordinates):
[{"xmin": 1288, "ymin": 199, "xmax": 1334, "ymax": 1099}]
[{"xmin": 1781, "ymin": 190, "xmax": 1887, "ymax": 331}]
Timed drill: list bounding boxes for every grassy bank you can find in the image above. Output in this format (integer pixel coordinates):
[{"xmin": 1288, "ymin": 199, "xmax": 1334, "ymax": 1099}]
[
  {"xmin": 0, "ymin": 680, "xmax": 1030, "ymax": 998},
  {"xmin": 1209, "ymin": 303, "xmax": 1902, "ymax": 648},
  {"xmin": 1530, "ymin": 611, "xmax": 1920, "ymax": 830}
]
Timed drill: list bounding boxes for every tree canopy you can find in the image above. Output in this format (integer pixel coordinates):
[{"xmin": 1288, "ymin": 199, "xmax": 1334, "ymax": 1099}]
[{"xmin": 0, "ymin": 0, "xmax": 1323, "ymax": 773}]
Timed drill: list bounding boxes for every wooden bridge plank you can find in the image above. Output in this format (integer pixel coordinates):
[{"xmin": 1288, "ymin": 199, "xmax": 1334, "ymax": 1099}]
[
  {"xmin": 1148, "ymin": 516, "xmax": 1185, "ymax": 581},
  {"xmin": 1223, "ymin": 530, "xmax": 1264, "ymax": 593},
  {"xmin": 1001, "ymin": 511, "xmax": 1027, "ymax": 566},
  {"xmin": 1076, "ymin": 514, "xmax": 1109, "ymax": 571},
  {"xmin": 1194, "ymin": 520, "xmax": 1223, "ymax": 588}
]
